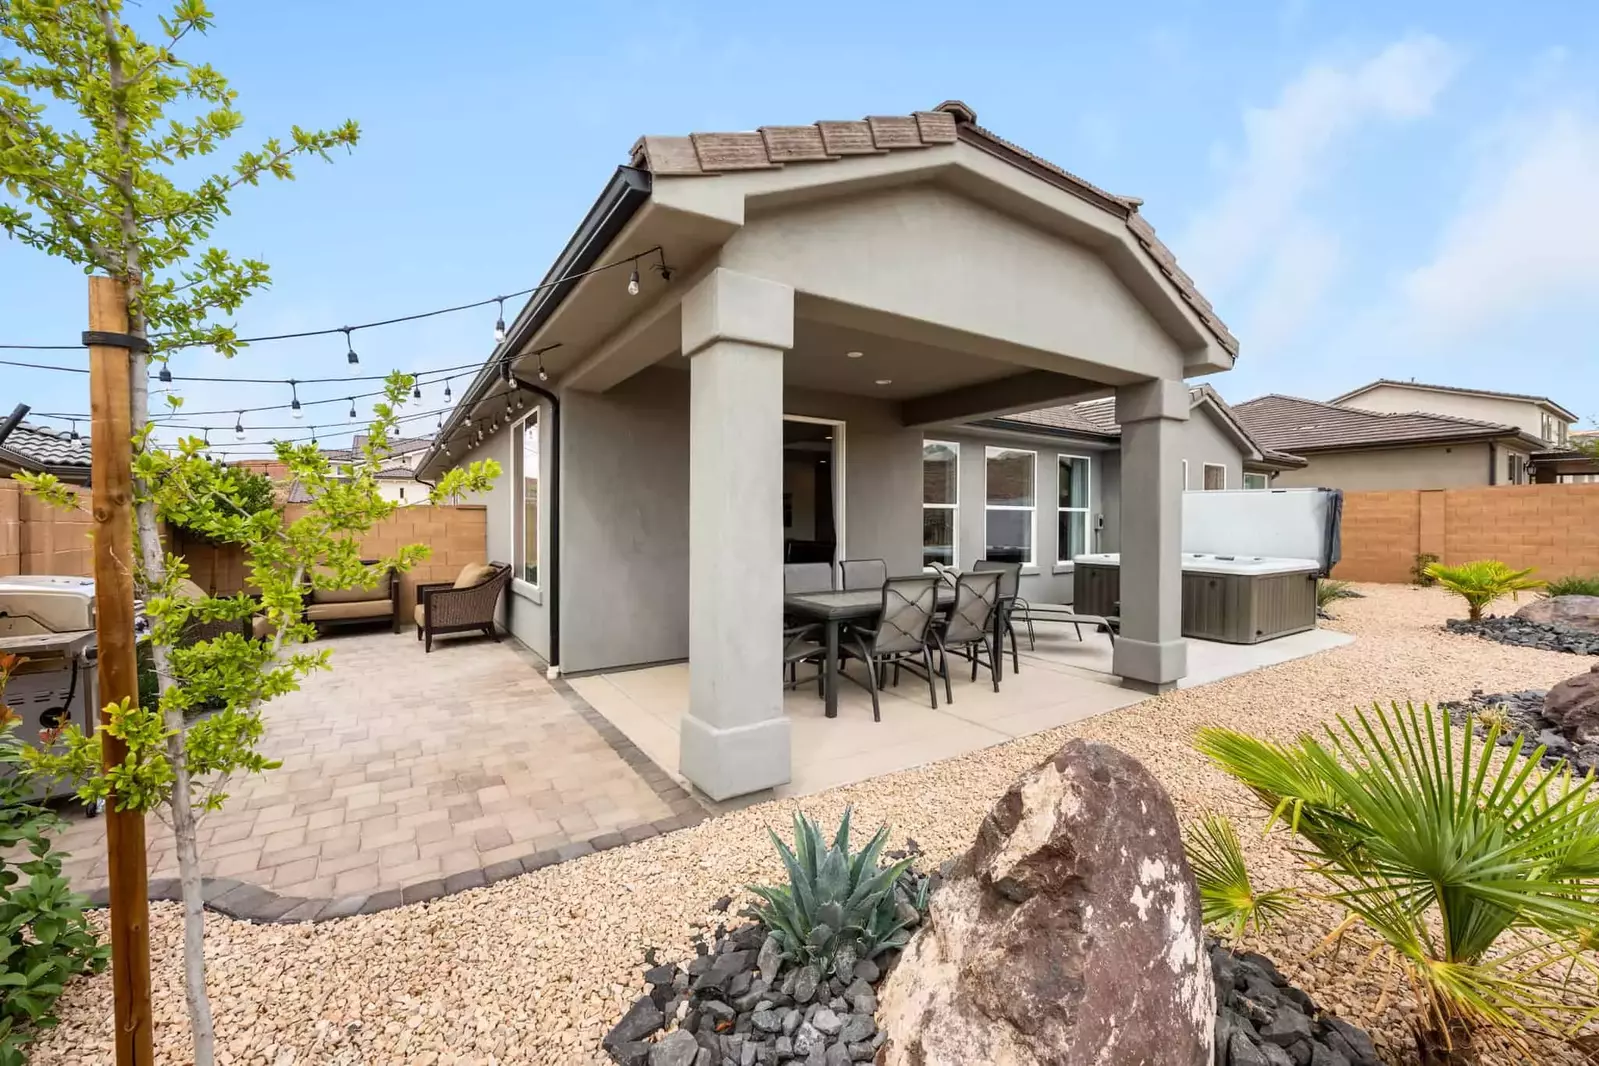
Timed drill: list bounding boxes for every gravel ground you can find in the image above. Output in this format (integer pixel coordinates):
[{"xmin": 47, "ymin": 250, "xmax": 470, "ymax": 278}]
[{"xmin": 37, "ymin": 585, "xmax": 1592, "ymax": 1066}]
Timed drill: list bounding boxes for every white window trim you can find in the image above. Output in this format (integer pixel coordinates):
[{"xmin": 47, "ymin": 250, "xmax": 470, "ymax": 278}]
[
  {"xmin": 922, "ymin": 439, "xmax": 959, "ymax": 571},
  {"xmin": 512, "ymin": 410, "xmax": 541, "ymax": 593},
  {"xmin": 1055, "ymin": 452, "xmax": 1091, "ymax": 566},
  {"xmin": 1202, "ymin": 462, "xmax": 1227, "ymax": 490},
  {"xmin": 1182, "ymin": 459, "xmax": 1189, "ymax": 489},
  {"xmin": 983, "ymin": 446, "xmax": 1037, "ymax": 569},
  {"xmin": 1243, "ymin": 471, "xmax": 1269, "ymax": 490}
]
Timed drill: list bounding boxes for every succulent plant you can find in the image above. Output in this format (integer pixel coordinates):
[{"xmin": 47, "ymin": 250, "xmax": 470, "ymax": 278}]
[{"xmin": 745, "ymin": 807, "xmax": 924, "ymax": 980}]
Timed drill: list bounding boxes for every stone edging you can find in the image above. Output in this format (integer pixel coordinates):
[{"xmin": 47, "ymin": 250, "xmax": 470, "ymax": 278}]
[{"xmin": 85, "ymin": 636, "xmax": 709, "ymax": 924}]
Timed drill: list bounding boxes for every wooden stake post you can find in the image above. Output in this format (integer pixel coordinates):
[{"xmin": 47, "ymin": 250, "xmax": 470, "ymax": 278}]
[{"xmin": 87, "ymin": 275, "xmax": 155, "ymax": 1065}]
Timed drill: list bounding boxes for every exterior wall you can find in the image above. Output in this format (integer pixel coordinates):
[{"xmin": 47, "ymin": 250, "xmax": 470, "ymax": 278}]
[
  {"xmin": 1270, "ymin": 442, "xmax": 1494, "ymax": 491},
  {"xmin": 1176, "ymin": 405, "xmax": 1245, "ymax": 491},
  {"xmin": 1339, "ymin": 384, "xmax": 1562, "ymax": 443},
  {"xmin": 0, "ymin": 478, "xmax": 93, "ymax": 578},
  {"xmin": 1332, "ymin": 484, "xmax": 1599, "ymax": 583}
]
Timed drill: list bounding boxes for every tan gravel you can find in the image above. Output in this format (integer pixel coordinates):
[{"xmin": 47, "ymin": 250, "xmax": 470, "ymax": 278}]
[{"xmin": 36, "ymin": 584, "xmax": 1592, "ymax": 1065}]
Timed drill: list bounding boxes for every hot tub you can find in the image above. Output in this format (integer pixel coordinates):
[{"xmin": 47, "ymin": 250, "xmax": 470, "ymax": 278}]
[{"xmin": 1072, "ymin": 552, "xmax": 1321, "ymax": 644}]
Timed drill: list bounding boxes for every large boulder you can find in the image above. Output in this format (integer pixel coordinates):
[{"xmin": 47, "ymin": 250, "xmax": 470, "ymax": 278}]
[
  {"xmin": 876, "ymin": 740, "xmax": 1213, "ymax": 1066},
  {"xmin": 1546, "ymin": 662, "xmax": 1599, "ymax": 745},
  {"xmin": 1516, "ymin": 595, "xmax": 1599, "ymax": 635}
]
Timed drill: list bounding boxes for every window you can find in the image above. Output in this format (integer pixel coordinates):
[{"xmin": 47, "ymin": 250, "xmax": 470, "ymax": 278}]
[
  {"xmin": 1508, "ymin": 452, "xmax": 1525, "ymax": 486},
  {"xmin": 1181, "ymin": 459, "xmax": 1189, "ymax": 489},
  {"xmin": 922, "ymin": 441, "xmax": 959, "ymax": 568},
  {"xmin": 1243, "ymin": 472, "xmax": 1269, "ymax": 490},
  {"xmin": 1056, "ymin": 455, "xmax": 1090, "ymax": 564},
  {"xmin": 1202, "ymin": 463, "xmax": 1227, "ymax": 490},
  {"xmin": 984, "ymin": 447, "xmax": 1035, "ymax": 566},
  {"xmin": 514, "ymin": 411, "xmax": 540, "ymax": 585}
]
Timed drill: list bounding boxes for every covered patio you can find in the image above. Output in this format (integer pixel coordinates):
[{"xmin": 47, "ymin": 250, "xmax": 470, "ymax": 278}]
[{"xmin": 418, "ymin": 101, "xmax": 1244, "ymax": 801}]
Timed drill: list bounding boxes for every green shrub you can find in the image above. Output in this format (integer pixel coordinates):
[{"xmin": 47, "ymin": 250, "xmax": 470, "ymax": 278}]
[
  {"xmin": 1543, "ymin": 574, "xmax": 1599, "ymax": 598},
  {"xmin": 745, "ymin": 808, "xmax": 926, "ymax": 981},
  {"xmin": 1412, "ymin": 552, "xmax": 1440, "ymax": 586},
  {"xmin": 0, "ymin": 657, "xmax": 108, "ymax": 1063},
  {"xmin": 1315, "ymin": 579, "xmax": 1357, "ymax": 611},
  {"xmin": 1424, "ymin": 559, "xmax": 1544, "ymax": 622},
  {"xmin": 1192, "ymin": 702, "xmax": 1599, "ymax": 1063}
]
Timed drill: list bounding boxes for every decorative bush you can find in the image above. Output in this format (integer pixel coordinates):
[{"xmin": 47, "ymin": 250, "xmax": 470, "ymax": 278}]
[
  {"xmin": 0, "ymin": 656, "xmax": 108, "ymax": 1064},
  {"xmin": 745, "ymin": 807, "xmax": 927, "ymax": 981},
  {"xmin": 1315, "ymin": 579, "xmax": 1357, "ymax": 611},
  {"xmin": 1424, "ymin": 559, "xmax": 1544, "ymax": 622},
  {"xmin": 1190, "ymin": 702, "xmax": 1599, "ymax": 1065},
  {"xmin": 1543, "ymin": 574, "xmax": 1599, "ymax": 599},
  {"xmin": 1412, "ymin": 552, "xmax": 1441, "ymax": 586}
]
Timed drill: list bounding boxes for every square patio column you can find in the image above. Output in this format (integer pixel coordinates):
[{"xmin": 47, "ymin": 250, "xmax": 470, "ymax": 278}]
[
  {"xmin": 679, "ymin": 267, "xmax": 794, "ymax": 800},
  {"xmin": 1112, "ymin": 378, "xmax": 1188, "ymax": 692}
]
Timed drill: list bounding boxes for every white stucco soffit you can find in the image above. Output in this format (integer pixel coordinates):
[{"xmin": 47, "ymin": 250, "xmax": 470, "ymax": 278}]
[{"xmin": 681, "ymin": 268, "xmax": 795, "ymax": 357}]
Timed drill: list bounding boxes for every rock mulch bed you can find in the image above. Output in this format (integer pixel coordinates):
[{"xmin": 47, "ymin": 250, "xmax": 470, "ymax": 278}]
[
  {"xmin": 38, "ymin": 587, "xmax": 1592, "ymax": 1066},
  {"xmin": 1446, "ymin": 616, "xmax": 1599, "ymax": 656},
  {"xmin": 1211, "ymin": 940, "xmax": 1381, "ymax": 1066},
  {"xmin": 1441, "ymin": 688, "xmax": 1598, "ymax": 775}
]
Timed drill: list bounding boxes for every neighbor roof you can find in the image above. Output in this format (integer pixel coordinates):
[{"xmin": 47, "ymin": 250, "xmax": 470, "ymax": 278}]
[
  {"xmin": 321, "ymin": 434, "xmax": 433, "ymax": 462},
  {"xmin": 630, "ymin": 99, "xmax": 1237, "ymax": 358},
  {"xmin": 1234, "ymin": 394, "xmax": 1541, "ymax": 453},
  {"xmin": 1329, "ymin": 380, "xmax": 1578, "ymax": 423},
  {"xmin": 0, "ymin": 421, "xmax": 91, "ymax": 474}
]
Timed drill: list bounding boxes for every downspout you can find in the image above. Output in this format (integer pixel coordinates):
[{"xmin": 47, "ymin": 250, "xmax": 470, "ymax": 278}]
[
  {"xmin": 1488, "ymin": 442, "xmax": 1497, "ymax": 486},
  {"xmin": 508, "ymin": 375, "xmax": 561, "ymax": 679}
]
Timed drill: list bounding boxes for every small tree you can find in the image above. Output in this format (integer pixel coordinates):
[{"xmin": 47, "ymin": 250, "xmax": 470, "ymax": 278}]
[
  {"xmin": 1424, "ymin": 560, "xmax": 1545, "ymax": 622},
  {"xmin": 2, "ymin": 3, "xmax": 494, "ymax": 1060}
]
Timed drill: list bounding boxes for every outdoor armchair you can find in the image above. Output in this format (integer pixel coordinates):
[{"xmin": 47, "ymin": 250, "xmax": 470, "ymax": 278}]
[{"xmin": 414, "ymin": 562, "xmax": 512, "ymax": 653}]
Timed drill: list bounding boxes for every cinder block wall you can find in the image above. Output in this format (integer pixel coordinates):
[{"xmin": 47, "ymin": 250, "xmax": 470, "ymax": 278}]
[
  {"xmin": 1333, "ymin": 484, "xmax": 1599, "ymax": 583},
  {"xmin": 0, "ymin": 479, "xmax": 94, "ymax": 578}
]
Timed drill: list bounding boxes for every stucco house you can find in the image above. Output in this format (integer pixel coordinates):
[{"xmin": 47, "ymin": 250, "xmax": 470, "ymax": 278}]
[
  {"xmin": 0, "ymin": 420, "xmax": 92, "ymax": 485},
  {"xmin": 414, "ymin": 99, "xmax": 1241, "ymax": 799},
  {"xmin": 1234, "ymin": 394, "xmax": 1545, "ymax": 491},
  {"xmin": 1330, "ymin": 379, "xmax": 1577, "ymax": 448}
]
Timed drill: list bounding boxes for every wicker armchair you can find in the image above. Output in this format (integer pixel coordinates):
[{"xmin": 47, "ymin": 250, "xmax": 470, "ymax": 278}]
[{"xmin": 414, "ymin": 562, "xmax": 512, "ymax": 653}]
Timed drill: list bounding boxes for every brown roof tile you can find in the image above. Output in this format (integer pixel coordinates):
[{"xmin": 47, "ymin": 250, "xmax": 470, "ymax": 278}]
[
  {"xmin": 1233, "ymin": 394, "xmax": 1530, "ymax": 453},
  {"xmin": 630, "ymin": 100, "xmax": 1236, "ymax": 356},
  {"xmin": 1330, "ymin": 379, "xmax": 1578, "ymax": 422}
]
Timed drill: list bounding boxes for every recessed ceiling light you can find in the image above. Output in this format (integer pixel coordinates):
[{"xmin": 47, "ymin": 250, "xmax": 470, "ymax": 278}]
[
  {"xmin": 846, "ymin": 350, "xmax": 864, "ymax": 359},
  {"xmin": 874, "ymin": 378, "xmax": 892, "ymax": 386},
  {"xmin": 824, "ymin": 434, "xmax": 833, "ymax": 440}
]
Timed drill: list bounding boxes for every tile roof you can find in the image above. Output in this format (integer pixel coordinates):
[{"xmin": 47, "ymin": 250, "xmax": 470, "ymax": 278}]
[
  {"xmin": 630, "ymin": 100, "xmax": 1237, "ymax": 357},
  {"xmin": 1233, "ymin": 394, "xmax": 1532, "ymax": 453},
  {"xmin": 1330, "ymin": 379, "xmax": 1578, "ymax": 421},
  {"xmin": 0, "ymin": 421, "xmax": 91, "ymax": 471}
]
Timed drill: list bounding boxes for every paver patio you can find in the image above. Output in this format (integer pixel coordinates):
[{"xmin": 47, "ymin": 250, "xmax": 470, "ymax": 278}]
[{"xmin": 50, "ymin": 629, "xmax": 701, "ymax": 918}]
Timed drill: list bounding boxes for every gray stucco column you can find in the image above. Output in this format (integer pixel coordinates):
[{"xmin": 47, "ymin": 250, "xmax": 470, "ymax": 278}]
[
  {"xmin": 678, "ymin": 267, "xmax": 794, "ymax": 799},
  {"xmin": 1112, "ymin": 379, "xmax": 1189, "ymax": 692}
]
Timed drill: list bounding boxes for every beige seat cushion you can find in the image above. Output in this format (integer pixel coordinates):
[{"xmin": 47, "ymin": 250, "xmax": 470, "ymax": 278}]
[
  {"xmin": 310, "ymin": 567, "xmax": 393, "ymax": 605},
  {"xmin": 172, "ymin": 578, "xmax": 208, "ymax": 602},
  {"xmin": 251, "ymin": 614, "xmax": 277, "ymax": 641},
  {"xmin": 306, "ymin": 600, "xmax": 390, "ymax": 623},
  {"xmin": 413, "ymin": 603, "xmax": 426, "ymax": 628},
  {"xmin": 453, "ymin": 562, "xmax": 495, "ymax": 589}
]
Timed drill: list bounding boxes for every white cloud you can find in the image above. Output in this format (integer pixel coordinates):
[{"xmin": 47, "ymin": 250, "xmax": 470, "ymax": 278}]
[
  {"xmin": 1237, "ymin": 222, "xmax": 1343, "ymax": 352},
  {"xmin": 1398, "ymin": 108, "xmax": 1599, "ymax": 342},
  {"xmin": 1181, "ymin": 35, "xmax": 1460, "ymax": 295}
]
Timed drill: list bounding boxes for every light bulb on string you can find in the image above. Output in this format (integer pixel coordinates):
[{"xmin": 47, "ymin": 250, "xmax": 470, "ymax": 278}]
[
  {"xmin": 202, "ymin": 429, "xmax": 211, "ymax": 448},
  {"xmin": 494, "ymin": 298, "xmax": 507, "ymax": 344},
  {"xmin": 502, "ymin": 356, "xmax": 515, "ymax": 386},
  {"xmin": 348, "ymin": 397, "xmax": 357, "ymax": 419},
  {"xmin": 290, "ymin": 380, "xmax": 303, "ymax": 418},
  {"xmin": 69, "ymin": 420, "xmax": 79, "ymax": 441},
  {"xmin": 158, "ymin": 362, "xmax": 173, "ymax": 383},
  {"xmin": 343, "ymin": 328, "xmax": 358, "ymax": 366},
  {"xmin": 235, "ymin": 412, "xmax": 245, "ymax": 439},
  {"xmin": 412, "ymin": 380, "xmax": 422, "ymax": 400},
  {"xmin": 310, "ymin": 426, "xmax": 319, "ymax": 448},
  {"xmin": 627, "ymin": 265, "xmax": 640, "ymax": 296},
  {"xmin": 443, "ymin": 378, "xmax": 452, "ymax": 402}
]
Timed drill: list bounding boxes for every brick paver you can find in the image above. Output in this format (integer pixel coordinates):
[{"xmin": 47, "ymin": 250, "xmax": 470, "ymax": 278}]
[{"xmin": 51, "ymin": 630, "xmax": 692, "ymax": 913}]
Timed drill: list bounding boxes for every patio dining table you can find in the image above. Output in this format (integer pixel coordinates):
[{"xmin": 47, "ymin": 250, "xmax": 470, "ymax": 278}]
[{"xmin": 783, "ymin": 583, "xmax": 958, "ymax": 719}]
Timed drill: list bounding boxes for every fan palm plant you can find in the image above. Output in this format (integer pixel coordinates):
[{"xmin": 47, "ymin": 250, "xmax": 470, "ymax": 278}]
[
  {"xmin": 1193, "ymin": 703, "xmax": 1599, "ymax": 1065},
  {"xmin": 1424, "ymin": 560, "xmax": 1544, "ymax": 622}
]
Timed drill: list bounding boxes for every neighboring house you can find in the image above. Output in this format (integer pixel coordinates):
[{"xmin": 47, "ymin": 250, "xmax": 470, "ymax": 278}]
[
  {"xmin": 414, "ymin": 99, "xmax": 1236, "ymax": 799},
  {"xmin": 319, "ymin": 434, "xmax": 435, "ymax": 504},
  {"xmin": 1234, "ymin": 394, "xmax": 1544, "ymax": 491},
  {"xmin": 1330, "ymin": 379, "xmax": 1576, "ymax": 447},
  {"xmin": 0, "ymin": 421, "xmax": 92, "ymax": 485}
]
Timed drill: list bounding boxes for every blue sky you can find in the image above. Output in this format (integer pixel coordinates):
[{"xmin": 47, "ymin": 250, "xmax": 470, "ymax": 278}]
[{"xmin": 3, "ymin": 0, "xmax": 1597, "ymax": 453}]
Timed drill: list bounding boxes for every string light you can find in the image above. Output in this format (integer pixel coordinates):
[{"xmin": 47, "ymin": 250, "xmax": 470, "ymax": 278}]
[
  {"xmin": 443, "ymin": 379, "xmax": 452, "ymax": 402},
  {"xmin": 290, "ymin": 381, "xmax": 303, "ymax": 419},
  {"xmin": 627, "ymin": 266, "xmax": 640, "ymax": 297},
  {"xmin": 493, "ymin": 298, "xmax": 507, "ymax": 344},
  {"xmin": 69, "ymin": 419, "xmax": 79, "ymax": 441},
  {"xmin": 412, "ymin": 381, "xmax": 422, "ymax": 400},
  {"xmin": 501, "ymin": 356, "xmax": 515, "ymax": 386},
  {"xmin": 348, "ymin": 397, "xmax": 357, "ymax": 419},
  {"xmin": 235, "ymin": 412, "xmax": 245, "ymax": 439},
  {"xmin": 158, "ymin": 362, "xmax": 173, "ymax": 383},
  {"xmin": 343, "ymin": 328, "xmax": 358, "ymax": 366}
]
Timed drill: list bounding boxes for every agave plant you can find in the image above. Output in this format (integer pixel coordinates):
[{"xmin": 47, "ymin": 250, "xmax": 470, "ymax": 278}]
[
  {"xmin": 745, "ymin": 808, "xmax": 923, "ymax": 980},
  {"xmin": 1424, "ymin": 560, "xmax": 1544, "ymax": 622},
  {"xmin": 1195, "ymin": 703, "xmax": 1599, "ymax": 1064},
  {"xmin": 1316, "ymin": 579, "xmax": 1358, "ymax": 611}
]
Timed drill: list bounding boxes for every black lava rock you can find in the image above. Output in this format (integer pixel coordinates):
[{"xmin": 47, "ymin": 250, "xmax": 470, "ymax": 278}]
[
  {"xmin": 605, "ymin": 996, "xmax": 665, "ymax": 1050},
  {"xmin": 1208, "ymin": 939, "xmax": 1382, "ymax": 1066},
  {"xmin": 1447, "ymin": 616, "xmax": 1599, "ymax": 656},
  {"xmin": 1441, "ymin": 688, "xmax": 1597, "ymax": 775}
]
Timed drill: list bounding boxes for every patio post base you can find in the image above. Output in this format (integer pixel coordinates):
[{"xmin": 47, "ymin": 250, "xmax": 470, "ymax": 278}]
[
  {"xmin": 679, "ymin": 713, "xmax": 792, "ymax": 801},
  {"xmin": 1111, "ymin": 634, "xmax": 1187, "ymax": 692}
]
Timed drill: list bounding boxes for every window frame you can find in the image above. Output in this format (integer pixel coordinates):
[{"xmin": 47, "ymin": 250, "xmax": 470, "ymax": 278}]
[
  {"xmin": 1202, "ymin": 462, "xmax": 1228, "ymax": 491},
  {"xmin": 1242, "ymin": 471, "xmax": 1269, "ymax": 490},
  {"xmin": 1055, "ymin": 453, "xmax": 1091, "ymax": 566},
  {"xmin": 983, "ymin": 445, "xmax": 1037, "ymax": 568},
  {"xmin": 512, "ymin": 409, "xmax": 541, "ymax": 591},
  {"xmin": 921, "ymin": 439, "xmax": 960, "ymax": 571}
]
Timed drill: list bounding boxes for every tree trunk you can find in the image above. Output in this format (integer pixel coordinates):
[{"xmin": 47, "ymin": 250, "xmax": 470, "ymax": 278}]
[{"xmin": 1415, "ymin": 1012, "xmax": 1479, "ymax": 1065}]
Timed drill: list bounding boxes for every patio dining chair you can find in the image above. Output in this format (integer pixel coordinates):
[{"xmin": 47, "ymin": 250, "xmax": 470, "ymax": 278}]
[
  {"xmin": 840, "ymin": 557, "xmax": 888, "ymax": 590},
  {"xmin": 784, "ymin": 562, "xmax": 835, "ymax": 595},
  {"xmin": 839, "ymin": 575, "xmax": 940, "ymax": 720},
  {"xmin": 973, "ymin": 559, "xmax": 1031, "ymax": 672},
  {"xmin": 782, "ymin": 561, "xmax": 836, "ymax": 687},
  {"xmin": 930, "ymin": 569, "xmax": 1002, "ymax": 702}
]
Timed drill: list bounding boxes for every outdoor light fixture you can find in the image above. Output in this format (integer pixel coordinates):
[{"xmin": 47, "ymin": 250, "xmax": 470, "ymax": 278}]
[
  {"xmin": 846, "ymin": 351, "xmax": 864, "ymax": 359},
  {"xmin": 290, "ymin": 380, "xmax": 303, "ymax": 418},
  {"xmin": 444, "ymin": 378, "xmax": 452, "ymax": 402},
  {"xmin": 310, "ymin": 426, "xmax": 319, "ymax": 447},
  {"xmin": 348, "ymin": 397, "xmax": 357, "ymax": 419},
  {"xmin": 502, "ymin": 357, "xmax": 515, "ymax": 386},
  {"xmin": 445, "ymin": 447, "xmax": 452, "ymax": 458},
  {"xmin": 69, "ymin": 420, "xmax": 79, "ymax": 442},
  {"xmin": 494, "ymin": 297, "xmax": 507, "ymax": 344},
  {"xmin": 874, "ymin": 379, "xmax": 892, "ymax": 386},
  {"xmin": 343, "ymin": 328, "xmax": 358, "ymax": 366},
  {"xmin": 627, "ymin": 265, "xmax": 640, "ymax": 296},
  {"xmin": 412, "ymin": 381, "xmax": 422, "ymax": 400},
  {"xmin": 158, "ymin": 363, "xmax": 173, "ymax": 383},
  {"xmin": 235, "ymin": 412, "xmax": 245, "ymax": 439}
]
